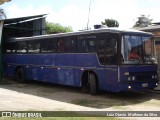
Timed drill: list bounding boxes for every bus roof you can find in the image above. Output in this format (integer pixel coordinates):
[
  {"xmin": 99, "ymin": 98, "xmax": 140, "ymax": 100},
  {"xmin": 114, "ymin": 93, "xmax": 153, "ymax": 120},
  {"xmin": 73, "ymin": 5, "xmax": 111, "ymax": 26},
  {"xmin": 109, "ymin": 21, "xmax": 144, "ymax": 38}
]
[{"xmin": 8, "ymin": 28, "xmax": 153, "ymax": 42}]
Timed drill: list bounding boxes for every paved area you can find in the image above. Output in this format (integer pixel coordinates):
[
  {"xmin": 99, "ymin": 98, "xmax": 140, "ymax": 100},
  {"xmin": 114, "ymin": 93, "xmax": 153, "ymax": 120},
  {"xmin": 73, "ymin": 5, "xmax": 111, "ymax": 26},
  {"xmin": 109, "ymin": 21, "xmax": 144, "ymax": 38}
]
[
  {"xmin": 154, "ymin": 81, "xmax": 160, "ymax": 91},
  {"xmin": 0, "ymin": 79, "xmax": 160, "ymax": 120}
]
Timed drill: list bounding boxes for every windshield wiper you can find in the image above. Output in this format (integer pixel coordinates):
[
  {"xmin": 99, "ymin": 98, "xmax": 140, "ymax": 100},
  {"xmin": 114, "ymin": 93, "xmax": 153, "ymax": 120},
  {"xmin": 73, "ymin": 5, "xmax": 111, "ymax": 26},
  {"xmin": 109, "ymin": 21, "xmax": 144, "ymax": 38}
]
[
  {"xmin": 138, "ymin": 57, "xmax": 146, "ymax": 64},
  {"xmin": 145, "ymin": 54, "xmax": 154, "ymax": 64},
  {"xmin": 138, "ymin": 57, "xmax": 142, "ymax": 64},
  {"xmin": 138, "ymin": 55, "xmax": 154, "ymax": 64}
]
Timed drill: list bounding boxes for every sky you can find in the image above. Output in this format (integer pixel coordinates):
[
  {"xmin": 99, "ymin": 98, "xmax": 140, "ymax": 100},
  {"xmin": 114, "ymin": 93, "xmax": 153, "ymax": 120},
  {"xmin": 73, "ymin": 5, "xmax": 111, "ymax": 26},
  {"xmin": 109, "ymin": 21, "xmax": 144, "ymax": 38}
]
[{"xmin": 1, "ymin": 0, "xmax": 160, "ymax": 31}]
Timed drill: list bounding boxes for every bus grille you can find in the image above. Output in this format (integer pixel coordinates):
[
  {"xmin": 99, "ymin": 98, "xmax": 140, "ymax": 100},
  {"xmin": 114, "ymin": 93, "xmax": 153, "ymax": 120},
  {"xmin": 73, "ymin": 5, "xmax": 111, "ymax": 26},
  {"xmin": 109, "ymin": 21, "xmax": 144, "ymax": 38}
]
[
  {"xmin": 136, "ymin": 75, "xmax": 152, "ymax": 81},
  {"xmin": 130, "ymin": 71, "xmax": 156, "ymax": 82}
]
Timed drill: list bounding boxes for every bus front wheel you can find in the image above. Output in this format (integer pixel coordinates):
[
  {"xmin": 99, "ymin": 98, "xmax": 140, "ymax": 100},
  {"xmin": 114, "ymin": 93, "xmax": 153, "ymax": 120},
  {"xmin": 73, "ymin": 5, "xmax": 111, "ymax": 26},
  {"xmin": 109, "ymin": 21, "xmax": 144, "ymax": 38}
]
[
  {"xmin": 16, "ymin": 68, "xmax": 25, "ymax": 82},
  {"xmin": 89, "ymin": 73, "xmax": 98, "ymax": 95}
]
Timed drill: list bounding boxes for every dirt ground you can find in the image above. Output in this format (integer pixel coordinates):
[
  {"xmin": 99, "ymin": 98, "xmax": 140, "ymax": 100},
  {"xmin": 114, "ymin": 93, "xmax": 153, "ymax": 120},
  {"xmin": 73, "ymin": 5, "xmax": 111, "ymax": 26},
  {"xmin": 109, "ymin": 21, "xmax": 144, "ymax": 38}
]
[{"xmin": 0, "ymin": 78, "xmax": 160, "ymax": 120}]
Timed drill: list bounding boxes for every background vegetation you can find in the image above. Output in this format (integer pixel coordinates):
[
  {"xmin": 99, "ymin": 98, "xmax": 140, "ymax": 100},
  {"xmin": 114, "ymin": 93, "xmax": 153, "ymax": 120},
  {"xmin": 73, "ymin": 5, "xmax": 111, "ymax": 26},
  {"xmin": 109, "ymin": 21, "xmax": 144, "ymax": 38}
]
[
  {"xmin": 101, "ymin": 19, "xmax": 119, "ymax": 27},
  {"xmin": 45, "ymin": 21, "xmax": 73, "ymax": 34}
]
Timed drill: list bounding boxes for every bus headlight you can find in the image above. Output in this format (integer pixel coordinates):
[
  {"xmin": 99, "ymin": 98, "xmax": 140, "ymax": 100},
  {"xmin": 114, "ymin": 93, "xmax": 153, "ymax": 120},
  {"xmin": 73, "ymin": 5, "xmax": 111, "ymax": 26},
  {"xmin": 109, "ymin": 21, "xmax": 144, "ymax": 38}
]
[
  {"xmin": 132, "ymin": 76, "xmax": 135, "ymax": 81},
  {"xmin": 155, "ymin": 75, "xmax": 158, "ymax": 79},
  {"xmin": 128, "ymin": 77, "xmax": 131, "ymax": 81}
]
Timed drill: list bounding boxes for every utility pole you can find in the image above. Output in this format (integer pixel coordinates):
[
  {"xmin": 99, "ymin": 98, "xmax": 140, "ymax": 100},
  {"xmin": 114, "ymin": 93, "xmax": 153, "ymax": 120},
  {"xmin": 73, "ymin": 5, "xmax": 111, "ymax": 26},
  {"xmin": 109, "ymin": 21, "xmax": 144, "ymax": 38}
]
[{"xmin": 87, "ymin": 0, "xmax": 92, "ymax": 30}]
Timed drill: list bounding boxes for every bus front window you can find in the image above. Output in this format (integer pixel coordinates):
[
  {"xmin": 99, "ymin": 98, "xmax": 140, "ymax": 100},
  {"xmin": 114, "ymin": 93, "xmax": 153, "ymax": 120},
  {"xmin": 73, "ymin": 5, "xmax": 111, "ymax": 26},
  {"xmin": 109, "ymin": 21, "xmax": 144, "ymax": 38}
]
[{"xmin": 121, "ymin": 35, "xmax": 157, "ymax": 64}]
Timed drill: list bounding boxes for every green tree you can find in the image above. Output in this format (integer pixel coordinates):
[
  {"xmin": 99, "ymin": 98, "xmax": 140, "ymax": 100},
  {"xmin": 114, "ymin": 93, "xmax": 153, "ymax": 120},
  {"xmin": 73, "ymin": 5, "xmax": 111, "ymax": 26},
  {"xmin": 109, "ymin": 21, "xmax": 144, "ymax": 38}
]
[
  {"xmin": 0, "ymin": 0, "xmax": 11, "ymax": 19},
  {"xmin": 45, "ymin": 21, "xmax": 73, "ymax": 34},
  {"xmin": 101, "ymin": 19, "xmax": 119, "ymax": 27},
  {"xmin": 0, "ymin": 0, "xmax": 11, "ymax": 5},
  {"xmin": 0, "ymin": 8, "xmax": 6, "ymax": 19},
  {"xmin": 133, "ymin": 15, "xmax": 153, "ymax": 28}
]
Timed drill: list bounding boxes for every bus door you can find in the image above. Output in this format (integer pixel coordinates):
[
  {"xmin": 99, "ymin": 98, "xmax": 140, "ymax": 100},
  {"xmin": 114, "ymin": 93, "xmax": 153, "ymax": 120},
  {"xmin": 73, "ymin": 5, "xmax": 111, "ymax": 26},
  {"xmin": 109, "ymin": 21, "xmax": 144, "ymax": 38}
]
[{"xmin": 97, "ymin": 33, "xmax": 118, "ymax": 91}]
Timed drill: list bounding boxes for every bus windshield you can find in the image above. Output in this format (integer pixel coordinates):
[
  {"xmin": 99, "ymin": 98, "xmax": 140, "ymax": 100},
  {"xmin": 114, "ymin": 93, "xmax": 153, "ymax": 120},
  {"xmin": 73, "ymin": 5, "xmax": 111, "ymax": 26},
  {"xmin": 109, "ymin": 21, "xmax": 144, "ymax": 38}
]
[{"xmin": 121, "ymin": 34, "xmax": 157, "ymax": 64}]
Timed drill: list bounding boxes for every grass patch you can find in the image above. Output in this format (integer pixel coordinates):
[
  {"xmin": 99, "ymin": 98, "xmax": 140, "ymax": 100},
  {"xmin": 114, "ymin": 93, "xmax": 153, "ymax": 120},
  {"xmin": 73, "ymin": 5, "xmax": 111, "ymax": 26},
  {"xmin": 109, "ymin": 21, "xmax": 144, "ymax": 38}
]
[
  {"xmin": 112, "ymin": 106, "xmax": 130, "ymax": 111},
  {"xmin": 71, "ymin": 99, "xmax": 102, "ymax": 108},
  {"xmin": 0, "ymin": 79, "xmax": 12, "ymax": 85},
  {"xmin": 71, "ymin": 98, "xmax": 136, "ymax": 109},
  {"xmin": 40, "ymin": 88, "xmax": 61, "ymax": 93}
]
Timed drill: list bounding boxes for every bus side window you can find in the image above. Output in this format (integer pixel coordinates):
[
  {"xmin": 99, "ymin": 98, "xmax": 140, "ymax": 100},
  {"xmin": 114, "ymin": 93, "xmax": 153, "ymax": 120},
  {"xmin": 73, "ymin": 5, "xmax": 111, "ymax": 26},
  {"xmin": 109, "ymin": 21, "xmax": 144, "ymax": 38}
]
[
  {"xmin": 97, "ymin": 39, "xmax": 106, "ymax": 65},
  {"xmin": 28, "ymin": 40, "xmax": 40, "ymax": 53},
  {"xmin": 4, "ymin": 42, "xmax": 11, "ymax": 53},
  {"xmin": 99, "ymin": 39, "xmax": 105, "ymax": 51},
  {"xmin": 57, "ymin": 39, "xmax": 65, "ymax": 52},
  {"xmin": 6, "ymin": 42, "xmax": 17, "ymax": 53},
  {"xmin": 87, "ymin": 39, "xmax": 96, "ymax": 51},
  {"xmin": 12, "ymin": 42, "xmax": 17, "ymax": 53},
  {"xmin": 77, "ymin": 39, "xmax": 89, "ymax": 52},
  {"xmin": 17, "ymin": 41, "xmax": 27, "ymax": 53},
  {"xmin": 77, "ymin": 35, "xmax": 96, "ymax": 52},
  {"xmin": 106, "ymin": 37, "xmax": 117, "ymax": 55},
  {"xmin": 106, "ymin": 37, "xmax": 117, "ymax": 65},
  {"xmin": 41, "ymin": 39, "xmax": 56, "ymax": 53},
  {"xmin": 48, "ymin": 39, "xmax": 56, "ymax": 52},
  {"xmin": 65, "ymin": 39, "xmax": 76, "ymax": 52}
]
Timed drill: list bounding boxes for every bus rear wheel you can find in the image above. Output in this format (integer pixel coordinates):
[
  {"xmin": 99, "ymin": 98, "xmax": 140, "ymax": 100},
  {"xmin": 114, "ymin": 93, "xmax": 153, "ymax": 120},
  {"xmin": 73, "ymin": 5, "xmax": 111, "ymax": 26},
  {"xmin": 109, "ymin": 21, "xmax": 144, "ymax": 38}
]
[
  {"xmin": 16, "ymin": 68, "xmax": 25, "ymax": 82},
  {"xmin": 89, "ymin": 73, "xmax": 98, "ymax": 95}
]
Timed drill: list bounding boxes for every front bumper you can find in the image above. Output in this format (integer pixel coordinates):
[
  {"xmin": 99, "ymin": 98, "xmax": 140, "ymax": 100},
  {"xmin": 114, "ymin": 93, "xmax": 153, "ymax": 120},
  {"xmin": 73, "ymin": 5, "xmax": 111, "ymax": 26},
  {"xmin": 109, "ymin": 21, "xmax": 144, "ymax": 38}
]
[{"xmin": 118, "ymin": 81, "xmax": 158, "ymax": 91}]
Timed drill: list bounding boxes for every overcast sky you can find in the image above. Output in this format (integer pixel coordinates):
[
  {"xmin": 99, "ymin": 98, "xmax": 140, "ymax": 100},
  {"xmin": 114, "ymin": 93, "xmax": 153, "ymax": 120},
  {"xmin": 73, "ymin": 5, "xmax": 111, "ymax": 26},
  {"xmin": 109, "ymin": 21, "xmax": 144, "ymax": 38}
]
[{"xmin": 1, "ymin": 0, "xmax": 160, "ymax": 31}]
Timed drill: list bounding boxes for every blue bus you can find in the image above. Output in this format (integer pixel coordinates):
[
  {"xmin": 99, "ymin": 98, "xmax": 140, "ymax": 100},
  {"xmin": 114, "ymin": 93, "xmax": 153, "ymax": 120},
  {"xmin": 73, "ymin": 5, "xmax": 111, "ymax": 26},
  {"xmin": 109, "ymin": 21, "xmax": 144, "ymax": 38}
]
[{"xmin": 3, "ymin": 28, "xmax": 159, "ymax": 95}]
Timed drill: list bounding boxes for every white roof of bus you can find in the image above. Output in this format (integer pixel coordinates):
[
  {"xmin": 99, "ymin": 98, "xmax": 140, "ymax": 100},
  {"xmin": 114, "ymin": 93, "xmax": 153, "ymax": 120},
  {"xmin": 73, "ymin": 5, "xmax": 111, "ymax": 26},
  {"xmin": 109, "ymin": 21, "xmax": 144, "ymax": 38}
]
[{"xmin": 9, "ymin": 28, "xmax": 153, "ymax": 41}]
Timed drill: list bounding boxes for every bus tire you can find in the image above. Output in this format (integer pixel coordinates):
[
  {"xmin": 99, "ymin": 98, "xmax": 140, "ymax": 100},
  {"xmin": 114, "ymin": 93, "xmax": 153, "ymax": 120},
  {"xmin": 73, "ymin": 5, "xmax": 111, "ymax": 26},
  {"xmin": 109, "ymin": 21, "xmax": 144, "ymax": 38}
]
[
  {"xmin": 81, "ymin": 84, "xmax": 89, "ymax": 93},
  {"xmin": 16, "ymin": 68, "xmax": 25, "ymax": 82},
  {"xmin": 89, "ymin": 73, "xmax": 98, "ymax": 95}
]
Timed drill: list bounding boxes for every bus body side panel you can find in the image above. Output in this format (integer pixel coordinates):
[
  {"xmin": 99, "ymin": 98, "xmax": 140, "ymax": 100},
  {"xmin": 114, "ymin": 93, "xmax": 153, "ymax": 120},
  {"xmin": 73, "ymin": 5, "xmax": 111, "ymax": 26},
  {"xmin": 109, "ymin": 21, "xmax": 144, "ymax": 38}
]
[
  {"xmin": 95, "ymin": 69, "xmax": 106, "ymax": 91},
  {"xmin": 25, "ymin": 54, "xmax": 42, "ymax": 81},
  {"xmin": 55, "ymin": 54, "xmax": 77, "ymax": 86},
  {"xmin": 54, "ymin": 53, "xmax": 101, "ymax": 87},
  {"xmin": 118, "ymin": 65, "xmax": 158, "ymax": 91},
  {"xmin": 74, "ymin": 53, "xmax": 100, "ymax": 87},
  {"xmin": 3, "ymin": 54, "xmax": 16, "ymax": 77},
  {"xmin": 105, "ymin": 67, "xmax": 119, "ymax": 92},
  {"xmin": 3, "ymin": 53, "xmax": 120, "ymax": 92},
  {"xmin": 95, "ymin": 66, "xmax": 118, "ymax": 92},
  {"xmin": 40, "ymin": 54, "xmax": 57, "ymax": 83}
]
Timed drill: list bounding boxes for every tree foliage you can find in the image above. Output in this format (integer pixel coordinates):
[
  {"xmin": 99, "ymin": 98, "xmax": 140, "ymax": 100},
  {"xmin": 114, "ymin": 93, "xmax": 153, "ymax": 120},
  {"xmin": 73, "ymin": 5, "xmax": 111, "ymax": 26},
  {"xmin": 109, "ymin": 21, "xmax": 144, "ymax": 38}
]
[
  {"xmin": 0, "ymin": 8, "xmax": 6, "ymax": 19},
  {"xmin": 101, "ymin": 19, "xmax": 119, "ymax": 27},
  {"xmin": 0, "ymin": 0, "xmax": 11, "ymax": 5},
  {"xmin": 45, "ymin": 21, "xmax": 73, "ymax": 34},
  {"xmin": 133, "ymin": 15, "xmax": 153, "ymax": 28},
  {"xmin": 0, "ymin": 1, "xmax": 11, "ymax": 19}
]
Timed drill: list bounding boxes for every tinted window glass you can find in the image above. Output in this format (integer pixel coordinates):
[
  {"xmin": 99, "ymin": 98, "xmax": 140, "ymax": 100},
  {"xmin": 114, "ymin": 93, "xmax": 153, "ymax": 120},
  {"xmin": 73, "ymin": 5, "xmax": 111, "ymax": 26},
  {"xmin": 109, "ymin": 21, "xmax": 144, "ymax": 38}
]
[
  {"xmin": 106, "ymin": 37, "xmax": 117, "ymax": 55},
  {"xmin": 57, "ymin": 39, "xmax": 65, "ymax": 52},
  {"xmin": 65, "ymin": 38, "xmax": 76, "ymax": 52},
  {"xmin": 17, "ymin": 41, "xmax": 28, "ymax": 53},
  {"xmin": 97, "ymin": 33, "xmax": 118, "ymax": 65},
  {"xmin": 5, "ymin": 42, "xmax": 17, "ymax": 53},
  {"xmin": 41, "ymin": 39, "xmax": 56, "ymax": 53},
  {"xmin": 77, "ymin": 35, "xmax": 96, "ymax": 52},
  {"xmin": 28, "ymin": 40, "xmax": 40, "ymax": 53}
]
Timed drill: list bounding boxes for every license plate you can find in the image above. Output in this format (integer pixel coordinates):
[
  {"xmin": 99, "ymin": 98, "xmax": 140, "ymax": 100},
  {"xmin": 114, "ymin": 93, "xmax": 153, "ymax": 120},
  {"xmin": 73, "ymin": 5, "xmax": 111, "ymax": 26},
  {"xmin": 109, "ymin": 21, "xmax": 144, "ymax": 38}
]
[{"xmin": 142, "ymin": 83, "xmax": 148, "ymax": 87}]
